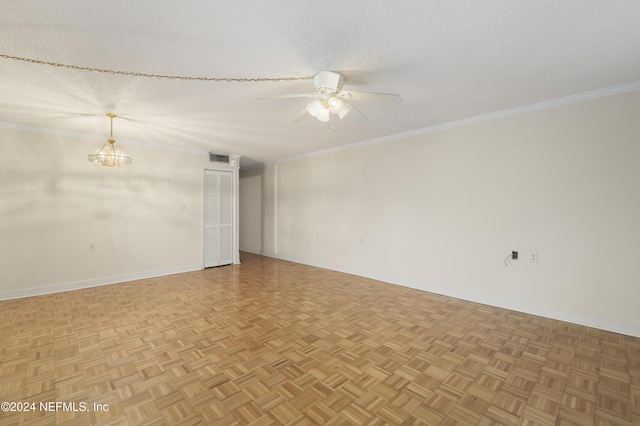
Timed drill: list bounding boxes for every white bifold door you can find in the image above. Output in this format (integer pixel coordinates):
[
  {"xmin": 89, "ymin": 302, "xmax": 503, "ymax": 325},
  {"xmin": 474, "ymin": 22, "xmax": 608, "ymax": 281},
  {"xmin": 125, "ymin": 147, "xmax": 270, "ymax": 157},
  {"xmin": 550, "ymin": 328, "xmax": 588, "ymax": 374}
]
[{"xmin": 204, "ymin": 170, "xmax": 233, "ymax": 267}]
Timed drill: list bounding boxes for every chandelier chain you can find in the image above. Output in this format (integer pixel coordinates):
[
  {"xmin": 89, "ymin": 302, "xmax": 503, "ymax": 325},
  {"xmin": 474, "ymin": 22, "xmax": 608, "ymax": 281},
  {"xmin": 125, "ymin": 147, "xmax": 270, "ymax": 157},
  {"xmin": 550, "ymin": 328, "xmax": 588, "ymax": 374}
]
[{"xmin": 0, "ymin": 54, "xmax": 313, "ymax": 82}]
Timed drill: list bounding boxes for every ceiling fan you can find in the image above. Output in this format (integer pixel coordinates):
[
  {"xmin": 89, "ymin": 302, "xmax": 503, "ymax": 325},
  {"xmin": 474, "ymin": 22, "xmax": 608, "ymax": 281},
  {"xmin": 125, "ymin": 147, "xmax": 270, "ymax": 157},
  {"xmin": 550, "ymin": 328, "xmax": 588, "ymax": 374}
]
[{"xmin": 259, "ymin": 71, "xmax": 402, "ymax": 124}]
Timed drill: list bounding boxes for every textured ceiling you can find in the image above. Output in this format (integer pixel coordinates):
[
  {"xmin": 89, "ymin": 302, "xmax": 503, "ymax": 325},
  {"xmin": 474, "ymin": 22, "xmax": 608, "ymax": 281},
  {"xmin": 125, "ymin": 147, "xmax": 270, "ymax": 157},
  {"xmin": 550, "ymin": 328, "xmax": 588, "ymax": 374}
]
[{"xmin": 1, "ymin": 1, "xmax": 640, "ymax": 167}]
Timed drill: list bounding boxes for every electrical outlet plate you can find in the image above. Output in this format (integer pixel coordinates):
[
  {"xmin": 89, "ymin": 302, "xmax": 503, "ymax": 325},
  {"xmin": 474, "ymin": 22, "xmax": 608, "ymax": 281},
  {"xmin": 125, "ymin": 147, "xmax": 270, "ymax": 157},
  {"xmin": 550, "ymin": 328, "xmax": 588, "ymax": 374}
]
[{"xmin": 531, "ymin": 252, "xmax": 538, "ymax": 263}]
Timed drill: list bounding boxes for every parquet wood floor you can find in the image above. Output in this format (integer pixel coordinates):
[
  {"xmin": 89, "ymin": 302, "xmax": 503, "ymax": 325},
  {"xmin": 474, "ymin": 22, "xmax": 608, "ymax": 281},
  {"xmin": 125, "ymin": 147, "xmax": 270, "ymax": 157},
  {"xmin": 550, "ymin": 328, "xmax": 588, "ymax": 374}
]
[{"xmin": 1, "ymin": 253, "xmax": 639, "ymax": 425}]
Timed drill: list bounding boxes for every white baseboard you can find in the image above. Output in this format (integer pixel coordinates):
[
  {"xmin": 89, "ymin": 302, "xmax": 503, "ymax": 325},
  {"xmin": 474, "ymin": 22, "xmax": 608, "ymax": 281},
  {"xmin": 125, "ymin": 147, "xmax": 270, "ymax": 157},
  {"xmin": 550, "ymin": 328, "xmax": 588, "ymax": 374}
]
[
  {"xmin": 6, "ymin": 253, "xmax": 639, "ymax": 339},
  {"xmin": 239, "ymin": 247, "xmax": 264, "ymax": 256},
  {"xmin": 239, "ymin": 248, "xmax": 279, "ymax": 258},
  {"xmin": 0, "ymin": 265, "xmax": 203, "ymax": 301},
  {"xmin": 263, "ymin": 253, "xmax": 640, "ymax": 339}
]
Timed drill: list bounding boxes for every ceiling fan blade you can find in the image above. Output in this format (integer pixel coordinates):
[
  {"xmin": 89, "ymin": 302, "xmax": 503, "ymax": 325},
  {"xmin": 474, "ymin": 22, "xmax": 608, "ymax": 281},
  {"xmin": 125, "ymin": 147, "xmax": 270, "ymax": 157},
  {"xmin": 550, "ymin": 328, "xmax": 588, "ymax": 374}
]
[
  {"xmin": 343, "ymin": 101, "xmax": 367, "ymax": 123},
  {"xmin": 288, "ymin": 107, "xmax": 309, "ymax": 123},
  {"xmin": 258, "ymin": 93, "xmax": 319, "ymax": 100},
  {"xmin": 339, "ymin": 91, "xmax": 402, "ymax": 104}
]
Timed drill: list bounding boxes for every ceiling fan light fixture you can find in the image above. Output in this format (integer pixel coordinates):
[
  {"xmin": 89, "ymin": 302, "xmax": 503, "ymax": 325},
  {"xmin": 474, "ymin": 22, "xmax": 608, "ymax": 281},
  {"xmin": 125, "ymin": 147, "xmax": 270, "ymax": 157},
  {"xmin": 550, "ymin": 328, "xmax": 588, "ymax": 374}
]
[
  {"xmin": 317, "ymin": 108, "xmax": 330, "ymax": 122},
  {"xmin": 88, "ymin": 113, "xmax": 133, "ymax": 167},
  {"xmin": 328, "ymin": 97, "xmax": 343, "ymax": 113},
  {"xmin": 306, "ymin": 99, "xmax": 323, "ymax": 117},
  {"xmin": 260, "ymin": 70, "xmax": 401, "ymax": 125}
]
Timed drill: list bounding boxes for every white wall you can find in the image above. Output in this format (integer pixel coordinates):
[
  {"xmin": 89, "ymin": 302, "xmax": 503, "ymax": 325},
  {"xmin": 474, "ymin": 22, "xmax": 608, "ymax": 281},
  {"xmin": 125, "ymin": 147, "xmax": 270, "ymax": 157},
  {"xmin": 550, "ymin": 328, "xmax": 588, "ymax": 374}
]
[
  {"xmin": 240, "ymin": 89, "xmax": 640, "ymax": 337},
  {"xmin": 0, "ymin": 126, "xmax": 211, "ymax": 299}
]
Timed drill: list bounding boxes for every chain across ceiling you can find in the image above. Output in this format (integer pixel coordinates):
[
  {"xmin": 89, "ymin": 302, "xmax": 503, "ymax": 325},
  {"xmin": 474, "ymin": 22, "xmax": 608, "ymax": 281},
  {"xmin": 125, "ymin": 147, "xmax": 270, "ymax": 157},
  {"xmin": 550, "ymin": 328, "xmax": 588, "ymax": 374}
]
[{"xmin": 0, "ymin": 53, "xmax": 313, "ymax": 83}]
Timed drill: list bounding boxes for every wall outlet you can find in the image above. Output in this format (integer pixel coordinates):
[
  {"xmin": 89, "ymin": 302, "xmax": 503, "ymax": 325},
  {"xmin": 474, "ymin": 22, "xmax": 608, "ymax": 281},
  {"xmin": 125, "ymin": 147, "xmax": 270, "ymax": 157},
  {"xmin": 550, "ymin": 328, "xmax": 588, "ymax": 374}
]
[
  {"xmin": 89, "ymin": 243, "xmax": 95, "ymax": 250},
  {"xmin": 512, "ymin": 251, "xmax": 518, "ymax": 260},
  {"xmin": 531, "ymin": 252, "xmax": 538, "ymax": 263}
]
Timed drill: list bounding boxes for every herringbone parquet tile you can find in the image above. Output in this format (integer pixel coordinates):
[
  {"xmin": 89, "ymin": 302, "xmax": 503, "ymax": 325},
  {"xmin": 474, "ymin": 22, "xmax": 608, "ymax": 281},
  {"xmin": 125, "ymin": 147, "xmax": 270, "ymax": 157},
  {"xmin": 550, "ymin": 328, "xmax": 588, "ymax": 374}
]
[{"xmin": 0, "ymin": 252, "xmax": 639, "ymax": 425}]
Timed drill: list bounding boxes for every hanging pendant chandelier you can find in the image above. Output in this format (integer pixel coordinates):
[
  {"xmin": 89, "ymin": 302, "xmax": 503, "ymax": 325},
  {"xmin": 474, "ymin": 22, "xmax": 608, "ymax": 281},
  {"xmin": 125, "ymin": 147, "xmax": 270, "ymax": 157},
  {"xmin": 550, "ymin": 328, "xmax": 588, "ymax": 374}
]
[{"xmin": 88, "ymin": 113, "xmax": 133, "ymax": 167}]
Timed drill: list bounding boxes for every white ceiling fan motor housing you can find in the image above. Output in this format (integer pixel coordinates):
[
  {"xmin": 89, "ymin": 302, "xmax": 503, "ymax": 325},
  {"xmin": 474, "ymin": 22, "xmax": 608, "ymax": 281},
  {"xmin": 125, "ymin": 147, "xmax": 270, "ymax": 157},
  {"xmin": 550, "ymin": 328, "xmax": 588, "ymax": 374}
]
[{"xmin": 313, "ymin": 71, "xmax": 344, "ymax": 97}]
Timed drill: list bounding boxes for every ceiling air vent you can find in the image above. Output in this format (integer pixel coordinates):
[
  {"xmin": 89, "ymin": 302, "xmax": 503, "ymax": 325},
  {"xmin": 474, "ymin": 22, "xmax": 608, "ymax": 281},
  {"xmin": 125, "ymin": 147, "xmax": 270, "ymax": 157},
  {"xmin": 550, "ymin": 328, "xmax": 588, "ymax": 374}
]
[{"xmin": 209, "ymin": 152, "xmax": 230, "ymax": 163}]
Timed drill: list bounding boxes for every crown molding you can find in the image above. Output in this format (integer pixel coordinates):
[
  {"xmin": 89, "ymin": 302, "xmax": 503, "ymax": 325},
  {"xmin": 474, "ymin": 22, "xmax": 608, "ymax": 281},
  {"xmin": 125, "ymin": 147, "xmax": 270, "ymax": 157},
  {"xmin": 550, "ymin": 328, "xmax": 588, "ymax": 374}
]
[
  {"xmin": 3, "ymin": 79, "xmax": 639, "ymax": 167},
  {"xmin": 261, "ymin": 80, "xmax": 640, "ymax": 169}
]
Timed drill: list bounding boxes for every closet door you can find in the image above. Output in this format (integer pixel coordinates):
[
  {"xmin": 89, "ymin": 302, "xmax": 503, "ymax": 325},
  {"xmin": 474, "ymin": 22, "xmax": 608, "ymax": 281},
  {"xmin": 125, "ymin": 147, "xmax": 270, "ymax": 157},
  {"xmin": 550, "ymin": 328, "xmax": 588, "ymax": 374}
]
[
  {"xmin": 218, "ymin": 171, "xmax": 233, "ymax": 265},
  {"xmin": 204, "ymin": 171, "xmax": 221, "ymax": 267},
  {"xmin": 205, "ymin": 170, "xmax": 234, "ymax": 267}
]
